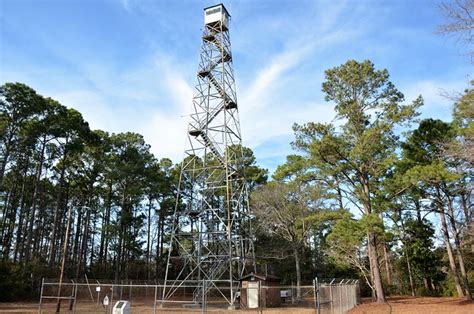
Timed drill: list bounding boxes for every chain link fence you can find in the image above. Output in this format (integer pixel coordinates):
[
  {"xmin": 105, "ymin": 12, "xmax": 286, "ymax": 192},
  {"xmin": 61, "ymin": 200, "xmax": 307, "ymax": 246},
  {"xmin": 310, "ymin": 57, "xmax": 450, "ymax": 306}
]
[
  {"xmin": 316, "ymin": 279, "xmax": 360, "ymax": 314},
  {"xmin": 38, "ymin": 278, "xmax": 359, "ymax": 313}
]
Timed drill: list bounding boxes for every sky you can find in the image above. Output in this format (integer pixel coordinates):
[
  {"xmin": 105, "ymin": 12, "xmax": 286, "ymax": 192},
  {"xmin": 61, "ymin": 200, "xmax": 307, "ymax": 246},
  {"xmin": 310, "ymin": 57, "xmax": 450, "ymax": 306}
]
[{"xmin": 0, "ymin": 0, "xmax": 472, "ymax": 173}]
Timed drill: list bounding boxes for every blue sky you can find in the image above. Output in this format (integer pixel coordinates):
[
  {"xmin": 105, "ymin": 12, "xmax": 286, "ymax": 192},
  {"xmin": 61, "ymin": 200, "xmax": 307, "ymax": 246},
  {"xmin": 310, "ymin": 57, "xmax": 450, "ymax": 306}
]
[{"xmin": 1, "ymin": 0, "xmax": 472, "ymax": 173}]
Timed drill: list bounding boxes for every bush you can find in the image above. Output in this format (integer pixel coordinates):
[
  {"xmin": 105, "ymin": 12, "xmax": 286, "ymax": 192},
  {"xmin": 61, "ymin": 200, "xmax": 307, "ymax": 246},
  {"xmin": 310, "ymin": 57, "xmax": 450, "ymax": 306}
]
[
  {"xmin": 439, "ymin": 273, "xmax": 474, "ymax": 297},
  {"xmin": 0, "ymin": 259, "xmax": 56, "ymax": 301},
  {"xmin": 415, "ymin": 286, "xmax": 439, "ymax": 297},
  {"xmin": 0, "ymin": 262, "xmax": 30, "ymax": 301}
]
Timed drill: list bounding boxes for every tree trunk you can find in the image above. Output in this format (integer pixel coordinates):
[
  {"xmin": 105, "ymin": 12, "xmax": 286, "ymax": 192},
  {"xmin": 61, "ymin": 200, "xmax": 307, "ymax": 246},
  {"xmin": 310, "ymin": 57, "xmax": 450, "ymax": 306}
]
[
  {"xmin": 0, "ymin": 150, "xmax": 10, "ymax": 190},
  {"xmin": 49, "ymin": 141, "xmax": 69, "ymax": 266},
  {"xmin": 293, "ymin": 246, "xmax": 301, "ymax": 300},
  {"xmin": 13, "ymin": 194, "xmax": 27, "ymax": 262},
  {"xmin": 446, "ymin": 193, "xmax": 472, "ymax": 300},
  {"xmin": 34, "ymin": 182, "xmax": 48, "ymax": 257},
  {"xmin": 380, "ymin": 215, "xmax": 392, "ymax": 286},
  {"xmin": 14, "ymin": 175, "xmax": 27, "ymax": 258},
  {"xmin": 73, "ymin": 206, "xmax": 84, "ymax": 277},
  {"xmin": 405, "ymin": 245, "xmax": 416, "ymax": 296},
  {"xmin": 362, "ymin": 176, "xmax": 386, "ymax": 303},
  {"xmin": 156, "ymin": 202, "xmax": 165, "ymax": 277},
  {"xmin": 414, "ymin": 199, "xmax": 422, "ymax": 223},
  {"xmin": 159, "ymin": 204, "xmax": 165, "ymax": 257},
  {"xmin": 73, "ymin": 206, "xmax": 83, "ymax": 267},
  {"xmin": 3, "ymin": 158, "xmax": 29, "ymax": 261},
  {"xmin": 24, "ymin": 138, "xmax": 46, "ymax": 261},
  {"xmin": 1, "ymin": 179, "xmax": 19, "ymax": 260},
  {"xmin": 459, "ymin": 184, "xmax": 470, "ymax": 223},
  {"xmin": 99, "ymin": 182, "xmax": 112, "ymax": 267},
  {"xmin": 90, "ymin": 209, "xmax": 97, "ymax": 268},
  {"xmin": 147, "ymin": 197, "xmax": 152, "ymax": 279},
  {"xmin": 0, "ymin": 132, "xmax": 14, "ymax": 190},
  {"xmin": 368, "ymin": 231, "xmax": 386, "ymax": 302},
  {"xmin": 1, "ymin": 196, "xmax": 16, "ymax": 260},
  {"xmin": 76, "ymin": 207, "xmax": 90, "ymax": 278},
  {"xmin": 115, "ymin": 191, "xmax": 127, "ymax": 281},
  {"xmin": 383, "ymin": 243, "xmax": 392, "ymax": 286},
  {"xmin": 0, "ymin": 189, "xmax": 12, "ymax": 243},
  {"xmin": 398, "ymin": 213, "xmax": 415, "ymax": 296},
  {"xmin": 335, "ymin": 177, "xmax": 344, "ymax": 210},
  {"xmin": 437, "ymin": 191, "xmax": 464, "ymax": 297}
]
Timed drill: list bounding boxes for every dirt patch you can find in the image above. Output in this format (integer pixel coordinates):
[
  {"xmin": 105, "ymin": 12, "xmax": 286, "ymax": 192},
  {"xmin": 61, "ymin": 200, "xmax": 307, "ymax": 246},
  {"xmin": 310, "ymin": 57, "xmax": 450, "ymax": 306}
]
[
  {"xmin": 1, "ymin": 297, "xmax": 473, "ymax": 313},
  {"xmin": 348, "ymin": 296, "xmax": 474, "ymax": 314},
  {"xmin": 0, "ymin": 301, "xmax": 316, "ymax": 313}
]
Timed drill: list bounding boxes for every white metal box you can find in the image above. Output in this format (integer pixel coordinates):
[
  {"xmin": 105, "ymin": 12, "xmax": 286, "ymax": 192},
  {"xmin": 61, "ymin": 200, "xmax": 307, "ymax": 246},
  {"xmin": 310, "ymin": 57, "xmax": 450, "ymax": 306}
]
[{"xmin": 112, "ymin": 300, "xmax": 130, "ymax": 314}]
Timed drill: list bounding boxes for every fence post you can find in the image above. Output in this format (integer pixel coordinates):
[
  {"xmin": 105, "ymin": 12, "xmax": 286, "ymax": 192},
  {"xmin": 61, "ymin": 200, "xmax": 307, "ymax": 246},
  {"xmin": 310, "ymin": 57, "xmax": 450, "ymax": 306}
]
[
  {"xmin": 38, "ymin": 278, "xmax": 44, "ymax": 313},
  {"xmin": 329, "ymin": 278, "xmax": 336, "ymax": 313},
  {"xmin": 73, "ymin": 282, "xmax": 78, "ymax": 314},
  {"xmin": 313, "ymin": 278, "xmax": 319, "ymax": 314},
  {"xmin": 317, "ymin": 278, "xmax": 321, "ymax": 314},
  {"xmin": 291, "ymin": 281, "xmax": 295, "ymax": 304},
  {"xmin": 313, "ymin": 279, "xmax": 316, "ymax": 313},
  {"xmin": 145, "ymin": 282, "xmax": 148, "ymax": 306},
  {"xmin": 339, "ymin": 280, "xmax": 343, "ymax": 314},
  {"xmin": 110, "ymin": 284, "xmax": 114, "ymax": 314},
  {"xmin": 343, "ymin": 283, "xmax": 347, "ymax": 312},
  {"xmin": 201, "ymin": 280, "xmax": 206, "ymax": 314},
  {"xmin": 153, "ymin": 284, "xmax": 158, "ymax": 314},
  {"xmin": 351, "ymin": 282, "xmax": 355, "ymax": 309},
  {"xmin": 347, "ymin": 282, "xmax": 350, "ymax": 312}
]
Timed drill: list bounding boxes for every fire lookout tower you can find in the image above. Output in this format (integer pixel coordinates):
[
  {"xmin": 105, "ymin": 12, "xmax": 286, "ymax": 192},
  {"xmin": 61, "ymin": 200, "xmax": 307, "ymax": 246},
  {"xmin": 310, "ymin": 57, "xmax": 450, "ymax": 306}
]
[{"xmin": 161, "ymin": 3, "xmax": 255, "ymax": 309}]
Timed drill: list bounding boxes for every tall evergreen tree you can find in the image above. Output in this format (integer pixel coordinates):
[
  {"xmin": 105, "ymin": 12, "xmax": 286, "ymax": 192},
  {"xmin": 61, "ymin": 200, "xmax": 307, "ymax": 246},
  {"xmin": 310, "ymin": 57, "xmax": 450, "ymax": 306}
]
[{"xmin": 292, "ymin": 60, "xmax": 422, "ymax": 302}]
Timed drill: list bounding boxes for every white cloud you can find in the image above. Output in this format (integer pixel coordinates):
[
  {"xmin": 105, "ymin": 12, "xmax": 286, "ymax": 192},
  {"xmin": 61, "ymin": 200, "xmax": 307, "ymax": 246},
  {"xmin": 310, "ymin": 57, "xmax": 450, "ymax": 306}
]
[
  {"xmin": 402, "ymin": 78, "xmax": 470, "ymax": 120},
  {"xmin": 48, "ymin": 90, "xmax": 113, "ymax": 131},
  {"xmin": 139, "ymin": 112, "xmax": 188, "ymax": 161},
  {"xmin": 153, "ymin": 57, "xmax": 194, "ymax": 115},
  {"xmin": 241, "ymin": 45, "xmax": 312, "ymax": 112},
  {"xmin": 242, "ymin": 101, "xmax": 335, "ymax": 159},
  {"xmin": 120, "ymin": 0, "xmax": 133, "ymax": 12},
  {"xmin": 40, "ymin": 54, "xmax": 194, "ymax": 161},
  {"xmin": 138, "ymin": 56, "xmax": 193, "ymax": 161},
  {"xmin": 239, "ymin": 29, "xmax": 354, "ymax": 151}
]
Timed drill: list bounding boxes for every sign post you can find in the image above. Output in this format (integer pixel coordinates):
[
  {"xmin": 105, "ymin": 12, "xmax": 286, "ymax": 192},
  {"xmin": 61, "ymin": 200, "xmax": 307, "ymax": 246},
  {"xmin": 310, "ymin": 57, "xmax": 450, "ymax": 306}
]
[{"xmin": 96, "ymin": 287, "xmax": 101, "ymax": 306}]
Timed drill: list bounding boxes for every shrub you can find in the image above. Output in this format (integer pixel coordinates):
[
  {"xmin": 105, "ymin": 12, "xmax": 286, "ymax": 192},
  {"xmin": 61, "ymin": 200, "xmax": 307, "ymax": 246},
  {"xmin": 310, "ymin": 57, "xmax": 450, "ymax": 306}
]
[{"xmin": 0, "ymin": 262, "xmax": 29, "ymax": 301}]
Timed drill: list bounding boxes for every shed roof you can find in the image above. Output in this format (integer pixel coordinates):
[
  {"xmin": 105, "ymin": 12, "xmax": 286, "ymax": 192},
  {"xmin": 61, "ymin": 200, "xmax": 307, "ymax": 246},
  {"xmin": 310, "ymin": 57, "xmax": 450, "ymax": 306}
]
[{"xmin": 239, "ymin": 272, "xmax": 279, "ymax": 281}]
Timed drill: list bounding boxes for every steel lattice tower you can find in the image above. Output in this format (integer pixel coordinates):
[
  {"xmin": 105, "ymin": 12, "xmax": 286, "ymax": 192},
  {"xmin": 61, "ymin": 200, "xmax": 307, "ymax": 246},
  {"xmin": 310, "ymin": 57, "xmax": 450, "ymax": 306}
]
[{"xmin": 161, "ymin": 4, "xmax": 254, "ymax": 309}]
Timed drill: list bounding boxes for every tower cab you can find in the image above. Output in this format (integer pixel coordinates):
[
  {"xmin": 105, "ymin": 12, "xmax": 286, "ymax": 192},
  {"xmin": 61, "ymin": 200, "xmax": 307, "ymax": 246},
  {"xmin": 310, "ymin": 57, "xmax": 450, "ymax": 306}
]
[{"xmin": 204, "ymin": 3, "xmax": 230, "ymax": 31}]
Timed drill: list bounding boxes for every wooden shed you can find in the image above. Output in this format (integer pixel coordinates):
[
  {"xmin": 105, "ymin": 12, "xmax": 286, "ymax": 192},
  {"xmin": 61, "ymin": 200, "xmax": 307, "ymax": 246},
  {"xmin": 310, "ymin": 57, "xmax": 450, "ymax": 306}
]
[{"xmin": 239, "ymin": 273, "xmax": 281, "ymax": 309}]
